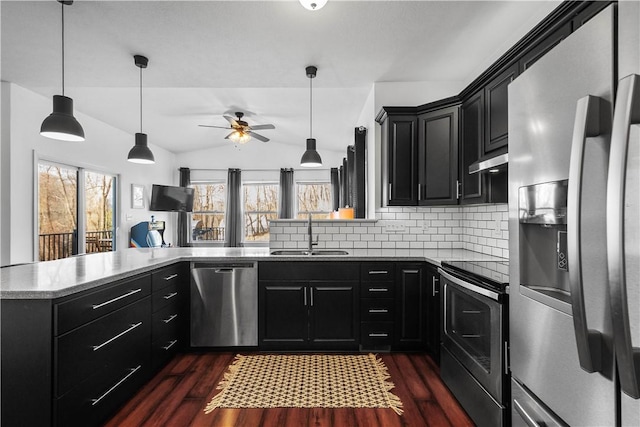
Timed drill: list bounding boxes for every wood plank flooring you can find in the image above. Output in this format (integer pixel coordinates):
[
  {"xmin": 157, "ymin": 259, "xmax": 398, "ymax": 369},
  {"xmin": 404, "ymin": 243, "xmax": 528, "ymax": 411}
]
[{"xmin": 105, "ymin": 352, "xmax": 473, "ymax": 427}]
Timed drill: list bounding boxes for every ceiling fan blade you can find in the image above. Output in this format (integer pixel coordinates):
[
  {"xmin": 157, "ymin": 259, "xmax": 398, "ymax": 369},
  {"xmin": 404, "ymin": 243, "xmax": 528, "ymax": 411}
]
[
  {"xmin": 224, "ymin": 132, "xmax": 234, "ymax": 140},
  {"xmin": 198, "ymin": 124, "xmax": 231, "ymax": 129},
  {"xmin": 223, "ymin": 115, "xmax": 239, "ymax": 127},
  {"xmin": 249, "ymin": 124, "xmax": 276, "ymax": 130},
  {"xmin": 248, "ymin": 131, "xmax": 270, "ymax": 142}
]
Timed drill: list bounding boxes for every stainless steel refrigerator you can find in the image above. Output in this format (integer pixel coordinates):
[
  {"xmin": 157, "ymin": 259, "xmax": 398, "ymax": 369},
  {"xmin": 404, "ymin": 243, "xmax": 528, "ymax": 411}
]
[{"xmin": 509, "ymin": 3, "xmax": 640, "ymax": 426}]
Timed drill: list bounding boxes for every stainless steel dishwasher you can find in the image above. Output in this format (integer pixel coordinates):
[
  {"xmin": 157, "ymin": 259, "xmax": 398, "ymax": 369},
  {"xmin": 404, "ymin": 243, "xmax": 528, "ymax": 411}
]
[{"xmin": 190, "ymin": 262, "xmax": 258, "ymax": 347}]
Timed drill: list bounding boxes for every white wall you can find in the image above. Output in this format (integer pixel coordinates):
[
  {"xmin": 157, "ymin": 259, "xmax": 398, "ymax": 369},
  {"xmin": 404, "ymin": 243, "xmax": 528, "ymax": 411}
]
[
  {"xmin": 356, "ymin": 85, "xmax": 376, "ymax": 218},
  {"xmin": 372, "ymin": 80, "xmax": 465, "ymax": 114},
  {"xmin": 0, "ymin": 83, "xmax": 177, "ymax": 265}
]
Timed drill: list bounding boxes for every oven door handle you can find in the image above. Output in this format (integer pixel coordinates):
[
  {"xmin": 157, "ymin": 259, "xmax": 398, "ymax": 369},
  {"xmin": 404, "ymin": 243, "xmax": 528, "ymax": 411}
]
[
  {"xmin": 438, "ymin": 268, "xmax": 499, "ymax": 301},
  {"xmin": 568, "ymin": 95, "xmax": 604, "ymax": 374}
]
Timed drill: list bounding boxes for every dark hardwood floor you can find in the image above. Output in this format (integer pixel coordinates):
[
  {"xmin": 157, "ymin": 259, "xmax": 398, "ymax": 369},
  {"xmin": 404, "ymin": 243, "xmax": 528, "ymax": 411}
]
[{"xmin": 105, "ymin": 352, "xmax": 473, "ymax": 427}]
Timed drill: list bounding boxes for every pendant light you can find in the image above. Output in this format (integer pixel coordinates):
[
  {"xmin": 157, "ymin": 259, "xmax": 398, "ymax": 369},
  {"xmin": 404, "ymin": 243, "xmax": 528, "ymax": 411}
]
[
  {"xmin": 40, "ymin": 0, "xmax": 85, "ymax": 142},
  {"xmin": 127, "ymin": 55, "xmax": 155, "ymax": 164},
  {"xmin": 299, "ymin": 0, "xmax": 328, "ymax": 11},
  {"xmin": 300, "ymin": 65, "xmax": 322, "ymax": 168}
]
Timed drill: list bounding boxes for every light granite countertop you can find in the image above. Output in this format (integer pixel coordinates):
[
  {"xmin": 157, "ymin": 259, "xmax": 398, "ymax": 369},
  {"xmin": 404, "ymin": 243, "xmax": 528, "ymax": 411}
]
[{"xmin": 0, "ymin": 247, "xmax": 506, "ymax": 299}]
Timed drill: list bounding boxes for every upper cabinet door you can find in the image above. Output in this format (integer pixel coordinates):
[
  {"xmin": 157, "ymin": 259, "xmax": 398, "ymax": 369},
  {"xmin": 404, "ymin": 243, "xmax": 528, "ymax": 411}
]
[
  {"xmin": 418, "ymin": 106, "xmax": 459, "ymax": 205},
  {"xmin": 484, "ymin": 63, "xmax": 519, "ymax": 153},
  {"xmin": 384, "ymin": 115, "xmax": 418, "ymax": 206},
  {"xmin": 460, "ymin": 90, "xmax": 485, "ymax": 204}
]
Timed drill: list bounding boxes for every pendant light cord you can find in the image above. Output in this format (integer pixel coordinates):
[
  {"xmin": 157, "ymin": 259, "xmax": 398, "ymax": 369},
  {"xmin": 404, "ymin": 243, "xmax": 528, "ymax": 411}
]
[
  {"xmin": 61, "ymin": 1, "xmax": 65, "ymax": 96},
  {"xmin": 309, "ymin": 75, "xmax": 313, "ymax": 138},
  {"xmin": 140, "ymin": 65, "xmax": 143, "ymax": 132}
]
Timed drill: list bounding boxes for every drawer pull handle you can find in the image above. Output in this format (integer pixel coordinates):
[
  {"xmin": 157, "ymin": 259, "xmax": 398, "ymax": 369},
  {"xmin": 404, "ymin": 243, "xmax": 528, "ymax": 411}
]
[
  {"xmin": 368, "ymin": 270, "xmax": 388, "ymax": 275},
  {"xmin": 163, "ymin": 314, "xmax": 178, "ymax": 324},
  {"xmin": 92, "ymin": 322, "xmax": 143, "ymax": 352},
  {"xmin": 369, "ymin": 333, "xmax": 389, "ymax": 338},
  {"xmin": 91, "ymin": 365, "xmax": 141, "ymax": 406},
  {"xmin": 369, "ymin": 309, "xmax": 389, "ymax": 313},
  {"xmin": 162, "ymin": 340, "xmax": 178, "ymax": 351},
  {"xmin": 92, "ymin": 288, "xmax": 142, "ymax": 310},
  {"xmin": 163, "ymin": 274, "xmax": 179, "ymax": 281},
  {"xmin": 163, "ymin": 292, "xmax": 178, "ymax": 300},
  {"xmin": 369, "ymin": 288, "xmax": 388, "ymax": 292}
]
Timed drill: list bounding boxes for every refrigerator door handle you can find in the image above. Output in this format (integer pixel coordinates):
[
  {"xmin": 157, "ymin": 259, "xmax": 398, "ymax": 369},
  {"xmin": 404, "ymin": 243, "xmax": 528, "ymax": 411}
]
[
  {"xmin": 567, "ymin": 95, "xmax": 604, "ymax": 373},
  {"xmin": 607, "ymin": 74, "xmax": 640, "ymax": 398}
]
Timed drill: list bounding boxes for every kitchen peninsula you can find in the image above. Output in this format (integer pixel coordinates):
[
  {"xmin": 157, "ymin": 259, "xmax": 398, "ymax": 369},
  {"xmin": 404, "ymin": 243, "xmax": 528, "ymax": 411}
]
[{"xmin": 1, "ymin": 247, "xmax": 505, "ymax": 426}]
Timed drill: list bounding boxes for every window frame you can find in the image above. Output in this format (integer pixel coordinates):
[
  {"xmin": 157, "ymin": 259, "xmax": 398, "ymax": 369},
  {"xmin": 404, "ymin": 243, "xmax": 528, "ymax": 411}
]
[
  {"xmin": 295, "ymin": 180, "xmax": 332, "ymax": 219},
  {"xmin": 189, "ymin": 180, "xmax": 227, "ymax": 246},
  {"xmin": 242, "ymin": 181, "xmax": 279, "ymax": 245}
]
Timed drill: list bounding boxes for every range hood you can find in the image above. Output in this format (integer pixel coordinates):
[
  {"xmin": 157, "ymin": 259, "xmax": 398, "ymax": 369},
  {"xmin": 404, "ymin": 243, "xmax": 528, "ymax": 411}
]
[{"xmin": 469, "ymin": 152, "xmax": 508, "ymax": 174}]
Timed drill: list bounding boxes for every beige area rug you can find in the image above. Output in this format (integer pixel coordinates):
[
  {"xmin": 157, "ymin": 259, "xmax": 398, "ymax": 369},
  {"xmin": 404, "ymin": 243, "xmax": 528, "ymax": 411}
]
[{"xmin": 204, "ymin": 354, "xmax": 403, "ymax": 415}]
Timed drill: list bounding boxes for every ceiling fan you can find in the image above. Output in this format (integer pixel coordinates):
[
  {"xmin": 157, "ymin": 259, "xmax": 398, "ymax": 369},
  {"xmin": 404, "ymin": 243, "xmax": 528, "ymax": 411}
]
[{"xmin": 198, "ymin": 112, "xmax": 275, "ymax": 144}]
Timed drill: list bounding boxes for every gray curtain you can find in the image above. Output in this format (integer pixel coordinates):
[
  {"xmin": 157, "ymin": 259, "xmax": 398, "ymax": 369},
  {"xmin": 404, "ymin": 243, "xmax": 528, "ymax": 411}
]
[
  {"xmin": 225, "ymin": 168, "xmax": 243, "ymax": 247},
  {"xmin": 278, "ymin": 168, "xmax": 295, "ymax": 219},
  {"xmin": 177, "ymin": 167, "xmax": 190, "ymax": 247},
  {"xmin": 330, "ymin": 168, "xmax": 340, "ymax": 211}
]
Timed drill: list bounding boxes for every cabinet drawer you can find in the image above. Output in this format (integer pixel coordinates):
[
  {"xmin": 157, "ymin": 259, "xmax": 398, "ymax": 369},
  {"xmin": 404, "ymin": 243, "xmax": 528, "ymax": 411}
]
[
  {"xmin": 55, "ymin": 297, "xmax": 151, "ymax": 397},
  {"xmin": 360, "ymin": 263, "xmax": 395, "ymax": 282},
  {"xmin": 151, "ymin": 263, "xmax": 184, "ymax": 292},
  {"xmin": 152, "ymin": 303, "xmax": 180, "ymax": 345},
  {"xmin": 55, "ymin": 274, "xmax": 151, "ymax": 335},
  {"xmin": 56, "ymin": 358, "xmax": 149, "ymax": 427},
  {"xmin": 360, "ymin": 282, "xmax": 394, "ymax": 298},
  {"xmin": 360, "ymin": 322, "xmax": 394, "ymax": 346},
  {"xmin": 361, "ymin": 298, "xmax": 394, "ymax": 321},
  {"xmin": 152, "ymin": 280, "xmax": 180, "ymax": 312}
]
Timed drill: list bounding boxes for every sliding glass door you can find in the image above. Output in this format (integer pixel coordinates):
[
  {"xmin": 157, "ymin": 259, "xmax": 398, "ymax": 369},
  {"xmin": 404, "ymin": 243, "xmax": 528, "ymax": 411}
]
[{"xmin": 38, "ymin": 161, "xmax": 116, "ymax": 261}]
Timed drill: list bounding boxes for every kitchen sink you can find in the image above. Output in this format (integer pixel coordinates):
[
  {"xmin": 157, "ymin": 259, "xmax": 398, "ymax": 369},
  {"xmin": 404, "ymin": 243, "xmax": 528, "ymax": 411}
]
[{"xmin": 270, "ymin": 250, "xmax": 350, "ymax": 256}]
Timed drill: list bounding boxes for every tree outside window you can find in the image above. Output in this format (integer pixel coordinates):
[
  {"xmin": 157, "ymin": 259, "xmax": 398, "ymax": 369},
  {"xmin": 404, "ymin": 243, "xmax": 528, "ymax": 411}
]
[
  {"xmin": 244, "ymin": 182, "xmax": 278, "ymax": 242},
  {"xmin": 297, "ymin": 182, "xmax": 332, "ymax": 219},
  {"xmin": 191, "ymin": 182, "xmax": 226, "ymax": 242}
]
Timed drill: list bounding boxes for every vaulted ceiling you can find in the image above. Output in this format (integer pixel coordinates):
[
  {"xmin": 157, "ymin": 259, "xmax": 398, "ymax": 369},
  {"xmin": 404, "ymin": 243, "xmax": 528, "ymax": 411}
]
[{"xmin": 1, "ymin": 0, "xmax": 560, "ymax": 155}]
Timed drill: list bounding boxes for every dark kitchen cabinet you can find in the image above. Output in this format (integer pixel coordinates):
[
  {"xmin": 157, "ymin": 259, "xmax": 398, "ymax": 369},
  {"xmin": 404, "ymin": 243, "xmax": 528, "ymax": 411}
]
[
  {"xmin": 258, "ymin": 262, "xmax": 360, "ymax": 351},
  {"xmin": 484, "ymin": 63, "xmax": 518, "ymax": 154},
  {"xmin": 460, "ymin": 90, "xmax": 485, "ymax": 204},
  {"xmin": 418, "ymin": 105, "xmax": 459, "ymax": 205},
  {"xmin": 150, "ymin": 263, "xmax": 188, "ymax": 372},
  {"xmin": 518, "ymin": 22, "xmax": 571, "ymax": 73},
  {"xmin": 425, "ymin": 266, "xmax": 441, "ymax": 363},
  {"xmin": 377, "ymin": 110, "xmax": 418, "ymax": 206},
  {"xmin": 394, "ymin": 263, "xmax": 428, "ymax": 351}
]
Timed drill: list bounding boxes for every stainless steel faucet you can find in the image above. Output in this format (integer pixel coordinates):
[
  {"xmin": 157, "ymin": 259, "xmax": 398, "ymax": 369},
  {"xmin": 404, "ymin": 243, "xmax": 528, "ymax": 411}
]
[{"xmin": 308, "ymin": 213, "xmax": 318, "ymax": 253}]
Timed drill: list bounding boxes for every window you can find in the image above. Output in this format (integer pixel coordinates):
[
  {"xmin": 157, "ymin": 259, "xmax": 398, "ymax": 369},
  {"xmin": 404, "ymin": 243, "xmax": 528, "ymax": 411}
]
[
  {"xmin": 296, "ymin": 181, "xmax": 332, "ymax": 219},
  {"xmin": 243, "ymin": 182, "xmax": 278, "ymax": 242},
  {"xmin": 190, "ymin": 182, "xmax": 226, "ymax": 243},
  {"xmin": 38, "ymin": 161, "xmax": 116, "ymax": 261}
]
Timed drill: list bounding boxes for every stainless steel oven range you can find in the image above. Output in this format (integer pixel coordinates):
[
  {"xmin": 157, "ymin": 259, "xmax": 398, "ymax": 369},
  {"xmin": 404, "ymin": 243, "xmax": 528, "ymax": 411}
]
[{"xmin": 439, "ymin": 260, "xmax": 509, "ymax": 427}]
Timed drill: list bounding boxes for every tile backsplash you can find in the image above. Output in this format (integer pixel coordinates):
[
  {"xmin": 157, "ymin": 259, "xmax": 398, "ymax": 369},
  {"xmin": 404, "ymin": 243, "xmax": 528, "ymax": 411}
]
[{"xmin": 270, "ymin": 204, "xmax": 508, "ymax": 258}]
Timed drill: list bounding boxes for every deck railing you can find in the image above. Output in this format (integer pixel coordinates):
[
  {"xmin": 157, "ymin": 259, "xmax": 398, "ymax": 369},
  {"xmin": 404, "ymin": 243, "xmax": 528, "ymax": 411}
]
[
  {"xmin": 39, "ymin": 230, "xmax": 113, "ymax": 261},
  {"xmin": 192, "ymin": 227, "xmax": 225, "ymax": 242}
]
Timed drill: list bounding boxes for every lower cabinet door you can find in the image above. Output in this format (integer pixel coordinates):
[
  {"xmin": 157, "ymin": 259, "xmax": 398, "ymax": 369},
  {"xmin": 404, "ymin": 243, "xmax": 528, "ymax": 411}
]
[
  {"xmin": 259, "ymin": 282, "xmax": 308, "ymax": 349},
  {"xmin": 309, "ymin": 282, "xmax": 359, "ymax": 350}
]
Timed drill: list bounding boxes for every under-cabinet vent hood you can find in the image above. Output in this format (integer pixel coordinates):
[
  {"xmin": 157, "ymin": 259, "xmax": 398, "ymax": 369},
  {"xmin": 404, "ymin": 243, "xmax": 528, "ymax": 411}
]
[{"xmin": 469, "ymin": 153, "xmax": 508, "ymax": 174}]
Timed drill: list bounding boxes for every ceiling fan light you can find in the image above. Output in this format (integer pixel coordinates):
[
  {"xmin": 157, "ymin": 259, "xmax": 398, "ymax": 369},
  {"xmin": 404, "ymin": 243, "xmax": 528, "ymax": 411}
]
[
  {"xmin": 300, "ymin": 138, "xmax": 322, "ymax": 167},
  {"xmin": 299, "ymin": 0, "xmax": 328, "ymax": 11},
  {"xmin": 229, "ymin": 130, "xmax": 251, "ymax": 144},
  {"xmin": 40, "ymin": 95, "xmax": 85, "ymax": 141},
  {"xmin": 128, "ymin": 133, "xmax": 155, "ymax": 164}
]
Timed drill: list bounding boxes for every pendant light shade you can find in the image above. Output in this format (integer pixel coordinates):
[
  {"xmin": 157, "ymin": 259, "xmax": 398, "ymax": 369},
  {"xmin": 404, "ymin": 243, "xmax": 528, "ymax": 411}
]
[
  {"xmin": 128, "ymin": 55, "xmax": 155, "ymax": 164},
  {"xmin": 40, "ymin": 0, "xmax": 85, "ymax": 142},
  {"xmin": 128, "ymin": 133, "xmax": 155, "ymax": 164},
  {"xmin": 300, "ymin": 65, "xmax": 322, "ymax": 168},
  {"xmin": 301, "ymin": 138, "xmax": 322, "ymax": 167},
  {"xmin": 40, "ymin": 95, "xmax": 85, "ymax": 141},
  {"xmin": 299, "ymin": 0, "xmax": 328, "ymax": 11}
]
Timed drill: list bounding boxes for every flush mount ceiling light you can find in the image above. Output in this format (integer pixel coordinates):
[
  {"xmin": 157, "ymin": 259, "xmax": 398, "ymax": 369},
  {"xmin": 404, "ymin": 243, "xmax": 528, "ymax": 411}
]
[
  {"xmin": 300, "ymin": 66, "xmax": 323, "ymax": 168},
  {"xmin": 299, "ymin": 0, "xmax": 328, "ymax": 11},
  {"xmin": 40, "ymin": 0, "xmax": 85, "ymax": 142},
  {"xmin": 127, "ymin": 55, "xmax": 155, "ymax": 164}
]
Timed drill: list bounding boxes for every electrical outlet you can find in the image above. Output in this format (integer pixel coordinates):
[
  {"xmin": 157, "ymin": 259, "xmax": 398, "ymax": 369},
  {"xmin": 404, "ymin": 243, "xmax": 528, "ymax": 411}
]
[
  {"xmin": 125, "ymin": 214, "xmax": 133, "ymax": 221},
  {"xmin": 420, "ymin": 221, "xmax": 430, "ymax": 232},
  {"xmin": 492, "ymin": 219, "xmax": 502, "ymax": 237},
  {"xmin": 384, "ymin": 224, "xmax": 407, "ymax": 233}
]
